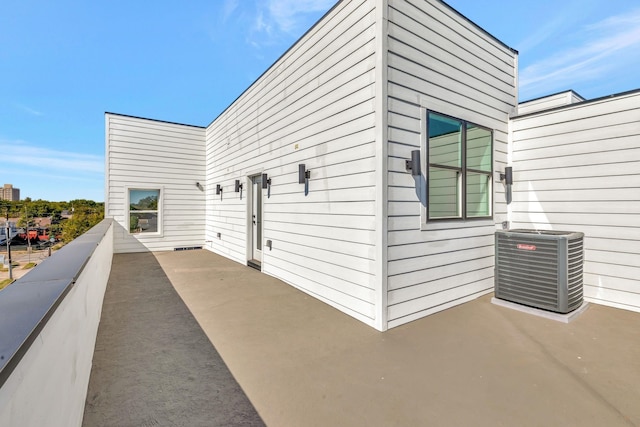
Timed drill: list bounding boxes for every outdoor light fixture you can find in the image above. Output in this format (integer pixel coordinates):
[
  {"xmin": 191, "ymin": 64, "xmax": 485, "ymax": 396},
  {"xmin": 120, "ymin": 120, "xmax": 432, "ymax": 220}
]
[
  {"xmin": 262, "ymin": 173, "xmax": 272, "ymax": 198},
  {"xmin": 298, "ymin": 164, "xmax": 308, "ymax": 184},
  {"xmin": 299, "ymin": 164, "xmax": 311, "ymax": 195},
  {"xmin": 500, "ymin": 166, "xmax": 513, "ymax": 185},
  {"xmin": 405, "ymin": 150, "xmax": 421, "ymax": 176},
  {"xmin": 235, "ymin": 179, "xmax": 243, "ymax": 200},
  {"xmin": 500, "ymin": 167, "xmax": 513, "ymax": 204},
  {"xmin": 216, "ymin": 184, "xmax": 223, "ymax": 200}
]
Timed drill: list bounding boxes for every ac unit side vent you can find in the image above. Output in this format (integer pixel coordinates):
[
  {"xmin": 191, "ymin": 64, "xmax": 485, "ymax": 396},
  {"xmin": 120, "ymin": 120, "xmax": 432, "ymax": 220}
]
[{"xmin": 495, "ymin": 229, "xmax": 584, "ymax": 314}]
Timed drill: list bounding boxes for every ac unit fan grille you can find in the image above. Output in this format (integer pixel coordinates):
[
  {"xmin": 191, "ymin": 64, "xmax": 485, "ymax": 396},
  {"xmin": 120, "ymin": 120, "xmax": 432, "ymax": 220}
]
[{"xmin": 496, "ymin": 237, "xmax": 560, "ymax": 311}]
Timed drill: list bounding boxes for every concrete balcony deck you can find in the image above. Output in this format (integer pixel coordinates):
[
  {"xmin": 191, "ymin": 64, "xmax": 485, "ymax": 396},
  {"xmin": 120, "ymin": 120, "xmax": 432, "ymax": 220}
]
[{"xmin": 85, "ymin": 249, "xmax": 640, "ymax": 426}]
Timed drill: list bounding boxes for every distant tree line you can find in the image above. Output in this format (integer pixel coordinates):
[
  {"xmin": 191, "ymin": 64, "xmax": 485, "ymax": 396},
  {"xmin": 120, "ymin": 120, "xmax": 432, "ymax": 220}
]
[{"xmin": 0, "ymin": 199, "xmax": 104, "ymax": 243}]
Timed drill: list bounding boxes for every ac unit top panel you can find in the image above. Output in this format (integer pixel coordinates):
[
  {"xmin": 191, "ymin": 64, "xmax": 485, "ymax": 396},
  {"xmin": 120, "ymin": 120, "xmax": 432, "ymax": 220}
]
[{"xmin": 498, "ymin": 229, "xmax": 584, "ymax": 241}]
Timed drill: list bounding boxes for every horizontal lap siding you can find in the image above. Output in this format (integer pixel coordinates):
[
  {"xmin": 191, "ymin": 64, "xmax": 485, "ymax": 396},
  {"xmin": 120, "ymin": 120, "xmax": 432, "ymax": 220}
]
[
  {"xmin": 106, "ymin": 114, "xmax": 206, "ymax": 253},
  {"xmin": 511, "ymin": 91, "xmax": 640, "ymax": 313},
  {"xmin": 517, "ymin": 91, "xmax": 581, "ymax": 116},
  {"xmin": 386, "ymin": 0, "xmax": 516, "ymax": 328},
  {"xmin": 205, "ymin": 0, "xmax": 378, "ymax": 325}
]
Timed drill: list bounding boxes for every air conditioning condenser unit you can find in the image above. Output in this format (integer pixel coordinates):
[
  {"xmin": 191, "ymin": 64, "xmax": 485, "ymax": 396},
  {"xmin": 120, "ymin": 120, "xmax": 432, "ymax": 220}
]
[{"xmin": 495, "ymin": 229, "xmax": 584, "ymax": 314}]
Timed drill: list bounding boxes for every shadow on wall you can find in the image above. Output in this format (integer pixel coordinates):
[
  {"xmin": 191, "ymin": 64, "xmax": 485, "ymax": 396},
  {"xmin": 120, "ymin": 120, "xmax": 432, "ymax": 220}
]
[
  {"xmin": 112, "ymin": 220, "xmax": 158, "ymax": 253},
  {"xmin": 414, "ymin": 174, "xmax": 427, "ymax": 206}
]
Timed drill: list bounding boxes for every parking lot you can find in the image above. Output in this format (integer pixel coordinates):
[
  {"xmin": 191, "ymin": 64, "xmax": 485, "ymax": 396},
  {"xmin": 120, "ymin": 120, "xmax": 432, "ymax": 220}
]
[{"xmin": 0, "ymin": 245, "xmax": 54, "ymax": 281}]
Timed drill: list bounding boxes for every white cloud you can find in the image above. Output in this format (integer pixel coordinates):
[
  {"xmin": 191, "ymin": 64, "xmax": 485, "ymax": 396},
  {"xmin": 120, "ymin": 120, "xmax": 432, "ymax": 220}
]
[
  {"xmin": 0, "ymin": 139, "xmax": 104, "ymax": 200},
  {"xmin": 515, "ymin": 0, "xmax": 592, "ymax": 52},
  {"xmin": 253, "ymin": 10, "xmax": 273, "ymax": 36},
  {"xmin": 247, "ymin": 0, "xmax": 335, "ymax": 47},
  {"xmin": 0, "ymin": 140, "xmax": 103, "ymax": 175},
  {"xmin": 222, "ymin": 0, "xmax": 239, "ymax": 23},
  {"xmin": 587, "ymin": 10, "xmax": 640, "ymax": 31},
  {"xmin": 15, "ymin": 104, "xmax": 43, "ymax": 116},
  {"xmin": 267, "ymin": 0, "xmax": 335, "ymax": 34},
  {"xmin": 519, "ymin": 8, "xmax": 640, "ymax": 98},
  {"xmin": 516, "ymin": 15, "xmax": 568, "ymax": 53}
]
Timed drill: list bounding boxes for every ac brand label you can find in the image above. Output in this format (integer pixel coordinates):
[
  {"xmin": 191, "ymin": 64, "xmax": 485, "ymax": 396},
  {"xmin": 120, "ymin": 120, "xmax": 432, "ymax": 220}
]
[{"xmin": 517, "ymin": 243, "xmax": 536, "ymax": 251}]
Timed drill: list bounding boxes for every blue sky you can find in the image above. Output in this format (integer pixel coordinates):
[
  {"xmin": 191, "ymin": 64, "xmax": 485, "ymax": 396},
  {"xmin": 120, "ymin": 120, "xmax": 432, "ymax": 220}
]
[{"xmin": 1, "ymin": 0, "xmax": 638, "ymax": 202}]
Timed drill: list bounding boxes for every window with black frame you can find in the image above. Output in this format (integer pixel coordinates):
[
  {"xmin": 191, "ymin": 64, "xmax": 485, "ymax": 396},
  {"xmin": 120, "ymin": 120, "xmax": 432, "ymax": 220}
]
[{"xmin": 427, "ymin": 111, "xmax": 492, "ymax": 220}]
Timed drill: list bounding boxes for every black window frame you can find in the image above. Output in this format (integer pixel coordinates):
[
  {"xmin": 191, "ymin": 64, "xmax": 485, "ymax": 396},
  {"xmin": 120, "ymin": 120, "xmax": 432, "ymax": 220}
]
[{"xmin": 426, "ymin": 110, "xmax": 493, "ymax": 221}]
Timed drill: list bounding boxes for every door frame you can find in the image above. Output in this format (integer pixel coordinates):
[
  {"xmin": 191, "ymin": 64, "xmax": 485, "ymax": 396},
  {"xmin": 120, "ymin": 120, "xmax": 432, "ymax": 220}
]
[{"xmin": 246, "ymin": 173, "xmax": 264, "ymax": 267}]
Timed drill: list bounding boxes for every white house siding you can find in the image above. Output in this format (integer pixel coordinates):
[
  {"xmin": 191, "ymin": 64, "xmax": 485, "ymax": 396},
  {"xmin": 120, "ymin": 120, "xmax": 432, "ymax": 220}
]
[
  {"xmin": 385, "ymin": 0, "xmax": 517, "ymax": 328},
  {"xmin": 518, "ymin": 90, "xmax": 585, "ymax": 116},
  {"xmin": 204, "ymin": 0, "xmax": 380, "ymax": 327},
  {"xmin": 510, "ymin": 90, "xmax": 640, "ymax": 313},
  {"xmin": 105, "ymin": 113, "xmax": 206, "ymax": 253}
]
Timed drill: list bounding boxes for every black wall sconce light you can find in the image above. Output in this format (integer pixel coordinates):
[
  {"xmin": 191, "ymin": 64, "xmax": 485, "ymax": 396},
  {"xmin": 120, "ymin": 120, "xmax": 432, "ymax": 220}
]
[
  {"xmin": 405, "ymin": 150, "xmax": 421, "ymax": 176},
  {"xmin": 262, "ymin": 173, "xmax": 272, "ymax": 198},
  {"xmin": 235, "ymin": 179, "xmax": 243, "ymax": 199},
  {"xmin": 216, "ymin": 184, "xmax": 223, "ymax": 200},
  {"xmin": 500, "ymin": 166, "xmax": 513, "ymax": 204},
  {"xmin": 299, "ymin": 164, "xmax": 311, "ymax": 195}
]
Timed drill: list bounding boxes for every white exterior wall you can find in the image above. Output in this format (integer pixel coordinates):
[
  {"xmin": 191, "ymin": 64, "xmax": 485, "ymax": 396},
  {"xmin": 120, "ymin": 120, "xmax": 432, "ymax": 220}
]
[
  {"xmin": 518, "ymin": 90, "xmax": 585, "ymax": 116},
  {"xmin": 511, "ymin": 90, "xmax": 640, "ymax": 313},
  {"xmin": 106, "ymin": 114, "xmax": 206, "ymax": 253},
  {"xmin": 204, "ymin": 0, "xmax": 380, "ymax": 327},
  {"xmin": 385, "ymin": 0, "xmax": 517, "ymax": 328}
]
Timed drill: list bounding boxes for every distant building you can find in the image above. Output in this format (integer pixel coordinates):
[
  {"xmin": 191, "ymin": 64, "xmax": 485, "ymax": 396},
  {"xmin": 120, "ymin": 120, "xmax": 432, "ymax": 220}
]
[{"xmin": 1, "ymin": 184, "xmax": 20, "ymax": 201}]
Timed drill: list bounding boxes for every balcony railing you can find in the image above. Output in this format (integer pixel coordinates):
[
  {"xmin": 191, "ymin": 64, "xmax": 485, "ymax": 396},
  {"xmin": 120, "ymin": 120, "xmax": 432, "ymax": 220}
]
[{"xmin": 0, "ymin": 219, "xmax": 113, "ymax": 426}]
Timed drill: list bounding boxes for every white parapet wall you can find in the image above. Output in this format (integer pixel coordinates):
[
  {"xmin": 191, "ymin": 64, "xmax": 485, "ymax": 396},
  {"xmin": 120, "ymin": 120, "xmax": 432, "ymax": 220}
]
[{"xmin": 0, "ymin": 219, "xmax": 113, "ymax": 427}]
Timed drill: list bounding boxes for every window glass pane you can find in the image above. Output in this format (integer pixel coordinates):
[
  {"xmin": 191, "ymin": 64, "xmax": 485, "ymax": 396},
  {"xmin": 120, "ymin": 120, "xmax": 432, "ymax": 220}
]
[
  {"xmin": 129, "ymin": 212, "xmax": 158, "ymax": 233},
  {"xmin": 466, "ymin": 125, "xmax": 492, "ymax": 172},
  {"xmin": 466, "ymin": 172, "xmax": 491, "ymax": 217},
  {"xmin": 428, "ymin": 112, "xmax": 462, "ymax": 219},
  {"xmin": 428, "ymin": 167, "xmax": 460, "ymax": 219},
  {"xmin": 130, "ymin": 190, "xmax": 159, "ymax": 211},
  {"xmin": 427, "ymin": 112, "xmax": 492, "ymax": 221},
  {"xmin": 428, "ymin": 113, "xmax": 462, "ymax": 168},
  {"xmin": 129, "ymin": 189, "xmax": 159, "ymax": 234}
]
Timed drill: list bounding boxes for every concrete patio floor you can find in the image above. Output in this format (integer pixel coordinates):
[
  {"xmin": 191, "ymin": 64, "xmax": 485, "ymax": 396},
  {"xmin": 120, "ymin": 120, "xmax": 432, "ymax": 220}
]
[{"xmin": 89, "ymin": 249, "xmax": 640, "ymax": 426}]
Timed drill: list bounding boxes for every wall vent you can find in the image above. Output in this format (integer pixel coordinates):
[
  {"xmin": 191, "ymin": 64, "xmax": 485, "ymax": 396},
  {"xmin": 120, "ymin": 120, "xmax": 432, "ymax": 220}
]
[{"xmin": 495, "ymin": 229, "xmax": 584, "ymax": 314}]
